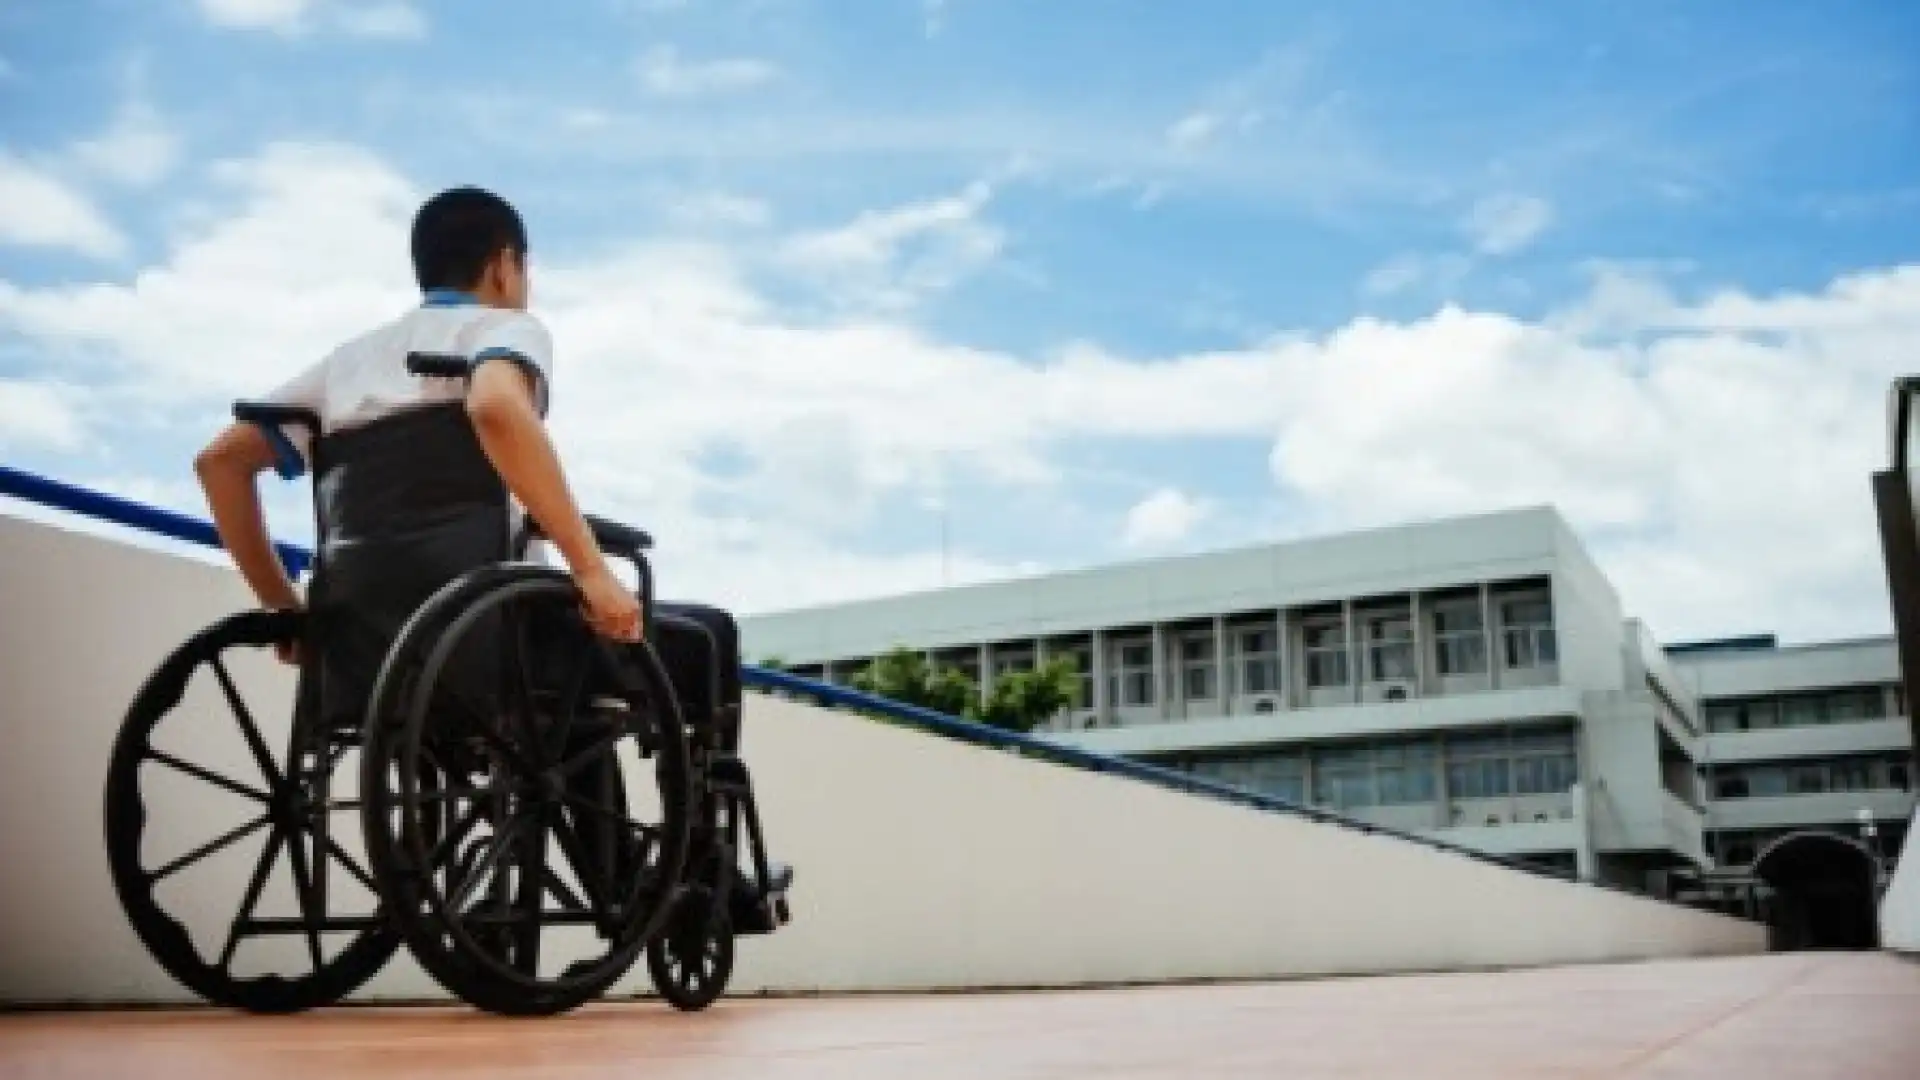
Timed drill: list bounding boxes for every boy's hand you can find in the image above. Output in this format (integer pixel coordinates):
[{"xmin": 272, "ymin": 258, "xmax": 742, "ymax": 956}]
[{"xmin": 577, "ymin": 562, "xmax": 642, "ymax": 642}]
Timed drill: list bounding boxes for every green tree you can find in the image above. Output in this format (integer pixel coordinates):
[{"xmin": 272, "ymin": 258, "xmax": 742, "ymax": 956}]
[
  {"xmin": 848, "ymin": 647, "xmax": 975, "ymax": 718},
  {"xmin": 844, "ymin": 646, "xmax": 1078, "ymax": 736},
  {"xmin": 969, "ymin": 657, "xmax": 1079, "ymax": 734}
]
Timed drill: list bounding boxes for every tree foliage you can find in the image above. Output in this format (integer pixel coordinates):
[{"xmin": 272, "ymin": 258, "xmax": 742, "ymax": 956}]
[{"xmin": 846, "ymin": 646, "xmax": 1077, "ymax": 733}]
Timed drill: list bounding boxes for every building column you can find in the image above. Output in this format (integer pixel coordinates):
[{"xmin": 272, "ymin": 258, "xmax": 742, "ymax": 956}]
[
  {"xmin": 1480, "ymin": 583, "xmax": 1499, "ymax": 691},
  {"xmin": 1151, "ymin": 622, "xmax": 1168, "ymax": 721},
  {"xmin": 978, "ymin": 643, "xmax": 993, "ymax": 703},
  {"xmin": 1410, "ymin": 590, "xmax": 1428, "ymax": 698},
  {"xmin": 822, "ymin": 660, "xmax": 837, "ymax": 685},
  {"xmin": 1213, "ymin": 615, "xmax": 1228, "ymax": 715},
  {"xmin": 1276, "ymin": 607, "xmax": 1294, "ymax": 709},
  {"xmin": 1342, "ymin": 598, "xmax": 1358, "ymax": 704},
  {"xmin": 1091, "ymin": 628, "xmax": 1109, "ymax": 726}
]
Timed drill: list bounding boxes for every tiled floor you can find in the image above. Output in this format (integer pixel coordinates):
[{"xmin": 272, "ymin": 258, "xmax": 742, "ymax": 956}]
[{"xmin": 3, "ymin": 952, "xmax": 1918, "ymax": 1078}]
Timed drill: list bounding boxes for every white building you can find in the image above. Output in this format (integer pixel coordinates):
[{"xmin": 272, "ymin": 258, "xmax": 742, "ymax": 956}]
[{"xmin": 739, "ymin": 505, "xmax": 1916, "ymax": 901}]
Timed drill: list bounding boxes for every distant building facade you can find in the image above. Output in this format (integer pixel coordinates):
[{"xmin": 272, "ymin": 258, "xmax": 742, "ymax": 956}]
[{"xmin": 739, "ymin": 506, "xmax": 1915, "ymax": 900}]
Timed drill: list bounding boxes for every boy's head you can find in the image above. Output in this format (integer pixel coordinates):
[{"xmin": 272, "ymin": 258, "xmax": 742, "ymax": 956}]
[{"xmin": 410, "ymin": 187, "xmax": 530, "ymax": 309}]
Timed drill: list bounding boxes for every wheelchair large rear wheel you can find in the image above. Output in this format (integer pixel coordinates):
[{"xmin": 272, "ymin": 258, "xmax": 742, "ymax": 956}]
[
  {"xmin": 360, "ymin": 566, "xmax": 692, "ymax": 1017},
  {"xmin": 104, "ymin": 610, "xmax": 399, "ymax": 1013}
]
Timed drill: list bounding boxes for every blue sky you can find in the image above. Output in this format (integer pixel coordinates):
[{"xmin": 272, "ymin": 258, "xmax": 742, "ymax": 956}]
[{"xmin": 2, "ymin": 0, "xmax": 1919, "ymax": 641}]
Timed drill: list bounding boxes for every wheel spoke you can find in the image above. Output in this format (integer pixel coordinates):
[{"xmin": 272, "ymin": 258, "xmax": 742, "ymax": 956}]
[
  {"xmin": 147, "ymin": 751, "xmax": 270, "ymax": 804},
  {"xmin": 510, "ymin": 806, "xmax": 550, "ymax": 976},
  {"xmin": 210, "ymin": 656, "xmax": 284, "ymax": 788},
  {"xmin": 555, "ymin": 724, "xmax": 626, "ymax": 778},
  {"xmin": 218, "ymin": 823, "xmax": 286, "ymax": 971},
  {"xmin": 547, "ymin": 810, "xmax": 609, "ymax": 914},
  {"xmin": 281, "ymin": 828, "xmax": 326, "ymax": 970},
  {"xmin": 318, "ymin": 833, "xmax": 379, "ymax": 896},
  {"xmin": 543, "ymin": 641, "xmax": 598, "ymax": 764},
  {"xmin": 149, "ymin": 813, "xmax": 272, "ymax": 884},
  {"xmin": 541, "ymin": 865, "xmax": 588, "ymax": 913},
  {"xmin": 422, "ymin": 800, "xmax": 486, "ymax": 876},
  {"xmin": 447, "ymin": 812, "xmax": 531, "ymax": 915},
  {"xmin": 556, "ymin": 788, "xmax": 660, "ymax": 843}
]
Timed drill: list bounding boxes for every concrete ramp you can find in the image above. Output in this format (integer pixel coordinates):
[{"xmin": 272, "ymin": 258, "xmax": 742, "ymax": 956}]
[{"xmin": 0, "ymin": 509, "xmax": 1763, "ymax": 1006}]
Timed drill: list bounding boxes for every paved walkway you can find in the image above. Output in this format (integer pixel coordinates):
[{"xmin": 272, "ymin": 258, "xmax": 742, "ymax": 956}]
[{"xmin": 3, "ymin": 952, "xmax": 1917, "ymax": 1078}]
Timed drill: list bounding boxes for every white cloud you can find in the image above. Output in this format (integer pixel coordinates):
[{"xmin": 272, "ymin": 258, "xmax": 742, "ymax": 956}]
[
  {"xmin": 666, "ymin": 191, "xmax": 771, "ymax": 228},
  {"xmin": 777, "ymin": 180, "xmax": 1002, "ymax": 310},
  {"xmin": 636, "ymin": 46, "xmax": 777, "ymax": 98},
  {"xmin": 1361, "ymin": 252, "xmax": 1473, "ymax": 298},
  {"xmin": 1465, "ymin": 193, "xmax": 1553, "ymax": 256},
  {"xmin": 195, "ymin": 0, "xmax": 427, "ymax": 39},
  {"xmin": 70, "ymin": 99, "xmax": 181, "ymax": 187},
  {"xmin": 1122, "ymin": 488, "xmax": 1210, "ymax": 550},
  {"xmin": 0, "ymin": 153, "xmax": 126, "ymax": 259},
  {"xmin": 198, "ymin": 0, "xmax": 308, "ymax": 31},
  {"xmin": 0, "ymin": 379, "xmax": 86, "ymax": 452},
  {"xmin": 333, "ymin": 2, "xmax": 426, "ymax": 39},
  {"xmin": 2, "ymin": 138, "xmax": 1916, "ymax": 643},
  {"xmin": 1167, "ymin": 111, "xmax": 1222, "ymax": 151}
]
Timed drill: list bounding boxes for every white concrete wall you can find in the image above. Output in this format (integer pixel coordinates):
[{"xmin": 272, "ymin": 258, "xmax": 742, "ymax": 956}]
[
  {"xmin": 0, "ymin": 512, "xmax": 1766, "ymax": 1006},
  {"xmin": 1883, "ymin": 804, "xmax": 1920, "ymax": 952},
  {"xmin": 1547, "ymin": 517, "xmax": 1629, "ymax": 694}
]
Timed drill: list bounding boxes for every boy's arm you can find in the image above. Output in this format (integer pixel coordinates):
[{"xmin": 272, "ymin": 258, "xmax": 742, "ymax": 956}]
[
  {"xmin": 195, "ymin": 422, "xmax": 303, "ymax": 612},
  {"xmin": 465, "ymin": 357, "xmax": 640, "ymax": 641}
]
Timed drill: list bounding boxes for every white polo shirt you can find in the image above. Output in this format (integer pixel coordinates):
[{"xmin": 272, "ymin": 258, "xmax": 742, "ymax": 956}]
[{"xmin": 254, "ymin": 289, "xmax": 553, "ymax": 479}]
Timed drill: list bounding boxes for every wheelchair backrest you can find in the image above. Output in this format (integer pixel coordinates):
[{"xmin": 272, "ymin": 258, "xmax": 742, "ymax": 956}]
[{"xmin": 298, "ymin": 402, "xmax": 518, "ymax": 726}]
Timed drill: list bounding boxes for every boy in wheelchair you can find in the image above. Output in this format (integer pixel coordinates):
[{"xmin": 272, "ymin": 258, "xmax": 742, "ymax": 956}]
[{"xmin": 180, "ymin": 186, "xmax": 785, "ymax": 1014}]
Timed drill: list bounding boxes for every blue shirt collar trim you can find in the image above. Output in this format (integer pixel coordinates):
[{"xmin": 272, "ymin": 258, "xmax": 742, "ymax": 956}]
[{"xmin": 422, "ymin": 288, "xmax": 480, "ymax": 307}]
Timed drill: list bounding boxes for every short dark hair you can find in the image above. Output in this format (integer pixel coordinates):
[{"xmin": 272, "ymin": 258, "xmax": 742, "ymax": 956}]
[{"xmin": 409, "ymin": 186, "xmax": 527, "ymax": 292}]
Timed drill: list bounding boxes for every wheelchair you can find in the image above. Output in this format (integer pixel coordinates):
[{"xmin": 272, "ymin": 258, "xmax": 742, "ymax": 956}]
[{"xmin": 102, "ymin": 353, "xmax": 791, "ymax": 1016}]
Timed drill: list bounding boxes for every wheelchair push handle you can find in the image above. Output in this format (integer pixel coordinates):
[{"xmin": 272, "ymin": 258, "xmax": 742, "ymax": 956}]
[
  {"xmin": 406, "ymin": 352, "xmax": 474, "ymax": 379},
  {"xmin": 233, "ymin": 401, "xmax": 321, "ymax": 434}
]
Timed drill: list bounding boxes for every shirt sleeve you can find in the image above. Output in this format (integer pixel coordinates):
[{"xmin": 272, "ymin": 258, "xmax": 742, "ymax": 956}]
[
  {"xmin": 250, "ymin": 356, "xmax": 329, "ymax": 480},
  {"xmin": 472, "ymin": 312, "xmax": 555, "ymax": 417}
]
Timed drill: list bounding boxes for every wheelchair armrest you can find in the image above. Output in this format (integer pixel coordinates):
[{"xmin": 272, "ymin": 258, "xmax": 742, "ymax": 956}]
[
  {"xmin": 520, "ymin": 515, "xmax": 654, "ymax": 555},
  {"xmin": 586, "ymin": 514, "xmax": 653, "ymax": 554}
]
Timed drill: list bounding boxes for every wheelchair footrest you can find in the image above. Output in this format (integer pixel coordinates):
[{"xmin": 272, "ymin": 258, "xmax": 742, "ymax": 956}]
[{"xmin": 728, "ymin": 860, "xmax": 793, "ymax": 936}]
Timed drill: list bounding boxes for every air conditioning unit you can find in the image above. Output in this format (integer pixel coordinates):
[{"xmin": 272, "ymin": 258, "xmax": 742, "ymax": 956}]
[
  {"xmin": 1366, "ymin": 679, "xmax": 1416, "ymax": 703},
  {"xmin": 1247, "ymin": 695, "xmax": 1279, "ymax": 714}
]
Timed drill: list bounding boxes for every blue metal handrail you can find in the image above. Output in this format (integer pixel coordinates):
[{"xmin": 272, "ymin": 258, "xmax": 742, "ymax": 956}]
[{"xmin": 0, "ymin": 460, "xmax": 1686, "ymax": 907}]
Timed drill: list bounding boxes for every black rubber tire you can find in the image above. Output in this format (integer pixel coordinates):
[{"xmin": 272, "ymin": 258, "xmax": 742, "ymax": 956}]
[
  {"xmin": 359, "ymin": 565, "xmax": 692, "ymax": 1017},
  {"xmin": 103, "ymin": 610, "xmax": 399, "ymax": 1013},
  {"xmin": 645, "ymin": 889, "xmax": 735, "ymax": 1012}
]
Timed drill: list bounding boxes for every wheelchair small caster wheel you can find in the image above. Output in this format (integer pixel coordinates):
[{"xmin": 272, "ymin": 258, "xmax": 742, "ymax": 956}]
[{"xmin": 646, "ymin": 890, "xmax": 734, "ymax": 1012}]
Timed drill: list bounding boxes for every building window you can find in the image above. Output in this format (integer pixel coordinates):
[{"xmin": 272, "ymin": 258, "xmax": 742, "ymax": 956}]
[
  {"xmin": 1704, "ymin": 690, "xmax": 1888, "ymax": 733},
  {"xmin": 1831, "ymin": 758, "xmax": 1876, "ymax": 793},
  {"xmin": 993, "ymin": 649, "xmax": 1034, "ymax": 679},
  {"xmin": 1824, "ymin": 688, "xmax": 1882, "ymax": 723},
  {"xmin": 1374, "ymin": 739, "xmax": 1438, "ymax": 804},
  {"xmin": 1509, "ymin": 730, "xmax": 1578, "ymax": 795},
  {"xmin": 1313, "ymin": 744, "xmax": 1375, "ymax": 809},
  {"xmin": 1055, "ymin": 647, "xmax": 1093, "ymax": 708},
  {"xmin": 1500, "ymin": 597, "xmax": 1556, "ymax": 668},
  {"xmin": 1445, "ymin": 731, "xmax": 1512, "ymax": 799},
  {"xmin": 1432, "ymin": 605, "xmax": 1487, "ymax": 676},
  {"xmin": 1367, "ymin": 615, "xmax": 1415, "ymax": 681},
  {"xmin": 1303, "ymin": 622, "xmax": 1349, "ymax": 688},
  {"xmin": 1180, "ymin": 636, "xmax": 1215, "ymax": 700},
  {"xmin": 1113, "ymin": 642, "xmax": 1154, "ymax": 706},
  {"xmin": 1236, "ymin": 627, "xmax": 1279, "ymax": 696},
  {"xmin": 1779, "ymin": 694, "xmax": 1823, "ymax": 728}
]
